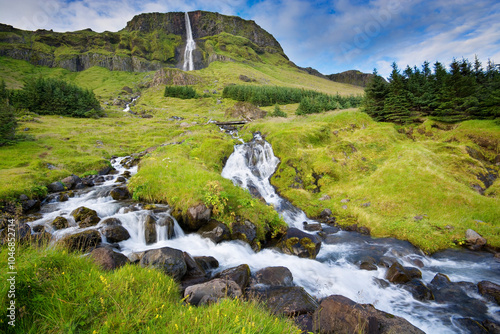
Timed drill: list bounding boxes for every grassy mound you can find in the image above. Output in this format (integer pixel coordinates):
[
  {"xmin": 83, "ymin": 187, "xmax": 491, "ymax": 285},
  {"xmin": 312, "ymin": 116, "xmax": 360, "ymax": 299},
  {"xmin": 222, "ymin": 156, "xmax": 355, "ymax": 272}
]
[
  {"xmin": 245, "ymin": 111, "xmax": 500, "ymax": 253},
  {"xmin": 0, "ymin": 245, "xmax": 300, "ymax": 333}
]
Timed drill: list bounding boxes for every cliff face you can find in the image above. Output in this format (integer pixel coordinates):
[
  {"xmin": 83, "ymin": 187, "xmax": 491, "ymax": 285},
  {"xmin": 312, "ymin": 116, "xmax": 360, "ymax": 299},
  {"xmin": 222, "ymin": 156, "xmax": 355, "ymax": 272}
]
[
  {"xmin": 0, "ymin": 11, "xmax": 287, "ymax": 73},
  {"xmin": 327, "ymin": 70, "xmax": 378, "ymax": 87}
]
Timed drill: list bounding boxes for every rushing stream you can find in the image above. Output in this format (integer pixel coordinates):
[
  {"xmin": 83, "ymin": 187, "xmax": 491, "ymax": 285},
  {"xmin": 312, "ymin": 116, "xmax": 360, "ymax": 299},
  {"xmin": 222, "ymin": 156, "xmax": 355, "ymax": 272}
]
[{"xmin": 29, "ymin": 134, "xmax": 500, "ymax": 333}]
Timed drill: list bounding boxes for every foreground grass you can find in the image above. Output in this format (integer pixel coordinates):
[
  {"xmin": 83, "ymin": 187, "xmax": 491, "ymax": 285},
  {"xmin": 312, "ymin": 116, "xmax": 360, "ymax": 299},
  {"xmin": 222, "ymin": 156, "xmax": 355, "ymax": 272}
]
[
  {"xmin": 0, "ymin": 245, "xmax": 301, "ymax": 334},
  {"xmin": 246, "ymin": 111, "xmax": 500, "ymax": 253}
]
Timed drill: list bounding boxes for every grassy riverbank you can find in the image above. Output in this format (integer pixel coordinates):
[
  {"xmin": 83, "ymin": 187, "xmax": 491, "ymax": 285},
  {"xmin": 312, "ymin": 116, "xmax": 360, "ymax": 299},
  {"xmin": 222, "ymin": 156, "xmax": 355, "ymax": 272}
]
[
  {"xmin": 0, "ymin": 56, "xmax": 498, "ymax": 253},
  {"xmin": 0, "ymin": 244, "xmax": 300, "ymax": 333}
]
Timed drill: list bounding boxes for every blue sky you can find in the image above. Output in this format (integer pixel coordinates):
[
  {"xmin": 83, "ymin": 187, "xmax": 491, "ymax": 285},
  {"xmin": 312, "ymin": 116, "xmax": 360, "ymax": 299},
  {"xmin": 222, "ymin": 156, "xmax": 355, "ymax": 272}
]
[{"xmin": 1, "ymin": 0, "xmax": 499, "ymax": 78}]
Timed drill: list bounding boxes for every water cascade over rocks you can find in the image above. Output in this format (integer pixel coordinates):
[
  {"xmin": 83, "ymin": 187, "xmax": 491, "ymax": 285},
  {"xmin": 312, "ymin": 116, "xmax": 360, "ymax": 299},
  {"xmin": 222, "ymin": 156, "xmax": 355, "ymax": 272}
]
[
  {"xmin": 182, "ymin": 12, "xmax": 196, "ymax": 71},
  {"xmin": 25, "ymin": 138, "xmax": 500, "ymax": 333}
]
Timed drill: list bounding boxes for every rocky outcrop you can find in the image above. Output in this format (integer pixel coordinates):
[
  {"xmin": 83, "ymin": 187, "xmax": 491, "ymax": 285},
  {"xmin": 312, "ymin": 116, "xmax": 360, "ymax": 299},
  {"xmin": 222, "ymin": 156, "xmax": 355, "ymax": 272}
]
[
  {"xmin": 0, "ymin": 11, "xmax": 288, "ymax": 72},
  {"xmin": 248, "ymin": 286, "xmax": 318, "ymax": 316},
  {"xmin": 179, "ymin": 204, "xmax": 211, "ymax": 231},
  {"xmin": 327, "ymin": 70, "xmax": 380, "ymax": 87},
  {"xmin": 225, "ymin": 102, "xmax": 266, "ymax": 121}
]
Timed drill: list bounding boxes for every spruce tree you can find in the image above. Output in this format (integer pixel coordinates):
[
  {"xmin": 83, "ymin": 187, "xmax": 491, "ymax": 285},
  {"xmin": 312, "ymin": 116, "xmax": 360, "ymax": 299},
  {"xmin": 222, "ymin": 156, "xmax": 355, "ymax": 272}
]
[
  {"xmin": 363, "ymin": 69, "xmax": 388, "ymax": 121},
  {"xmin": 382, "ymin": 63, "xmax": 411, "ymax": 123},
  {"xmin": 0, "ymin": 80, "xmax": 17, "ymax": 146}
]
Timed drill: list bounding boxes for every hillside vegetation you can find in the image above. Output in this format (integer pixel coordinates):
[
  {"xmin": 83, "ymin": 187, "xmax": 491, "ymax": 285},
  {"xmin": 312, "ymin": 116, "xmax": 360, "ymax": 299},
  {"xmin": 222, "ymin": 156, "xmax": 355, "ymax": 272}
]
[{"xmin": 0, "ymin": 54, "xmax": 498, "ymax": 253}]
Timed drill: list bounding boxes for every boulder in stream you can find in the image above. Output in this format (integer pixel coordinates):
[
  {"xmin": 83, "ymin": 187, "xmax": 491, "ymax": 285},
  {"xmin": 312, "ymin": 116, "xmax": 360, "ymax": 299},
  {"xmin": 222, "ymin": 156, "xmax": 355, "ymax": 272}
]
[
  {"xmin": 277, "ymin": 227, "xmax": 322, "ymax": 259},
  {"xmin": 478, "ymin": 281, "xmax": 500, "ymax": 305},
  {"xmin": 231, "ymin": 220, "xmax": 257, "ymax": 244},
  {"xmin": 140, "ymin": 247, "xmax": 187, "ymax": 281},
  {"xmin": 61, "ymin": 174, "xmax": 81, "ymax": 190},
  {"xmin": 252, "ymin": 266, "xmax": 294, "ymax": 287},
  {"xmin": 313, "ymin": 294, "xmax": 425, "ymax": 334},
  {"xmin": 51, "ymin": 216, "xmax": 68, "ymax": 230},
  {"xmin": 144, "ymin": 214, "xmax": 157, "ymax": 244},
  {"xmin": 110, "ymin": 187, "xmax": 131, "ymax": 200},
  {"xmin": 71, "ymin": 206, "xmax": 100, "ymax": 228},
  {"xmin": 465, "ymin": 229, "xmax": 487, "ymax": 251},
  {"xmin": 197, "ymin": 220, "xmax": 230, "ymax": 243},
  {"xmin": 102, "ymin": 225, "xmax": 130, "ymax": 243}
]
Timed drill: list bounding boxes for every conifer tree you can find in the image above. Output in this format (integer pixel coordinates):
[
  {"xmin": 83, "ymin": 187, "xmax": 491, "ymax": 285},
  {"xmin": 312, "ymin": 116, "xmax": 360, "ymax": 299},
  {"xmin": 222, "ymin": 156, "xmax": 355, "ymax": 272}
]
[
  {"xmin": 0, "ymin": 80, "xmax": 17, "ymax": 146},
  {"xmin": 382, "ymin": 63, "xmax": 411, "ymax": 123},
  {"xmin": 363, "ymin": 69, "xmax": 388, "ymax": 121}
]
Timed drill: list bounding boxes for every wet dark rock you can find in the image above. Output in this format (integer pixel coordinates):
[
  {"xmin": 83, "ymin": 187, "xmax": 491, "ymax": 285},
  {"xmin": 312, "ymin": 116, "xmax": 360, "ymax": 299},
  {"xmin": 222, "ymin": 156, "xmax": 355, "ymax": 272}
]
[
  {"xmin": 144, "ymin": 214, "xmax": 157, "ymax": 245},
  {"xmin": 140, "ymin": 247, "xmax": 187, "ymax": 281},
  {"xmin": 19, "ymin": 194, "xmax": 29, "ymax": 201},
  {"xmin": 253, "ymin": 266, "xmax": 293, "ymax": 287},
  {"xmin": 215, "ymin": 264, "xmax": 251, "ymax": 290},
  {"xmin": 478, "ymin": 281, "xmax": 500, "ymax": 305},
  {"xmin": 102, "ymin": 225, "xmax": 130, "ymax": 243},
  {"xmin": 373, "ymin": 277, "xmax": 390, "ymax": 289},
  {"xmin": 51, "ymin": 216, "xmax": 68, "ymax": 230},
  {"xmin": 101, "ymin": 217, "xmax": 122, "ymax": 227},
  {"xmin": 121, "ymin": 171, "xmax": 131, "ymax": 178},
  {"xmin": 98, "ymin": 165, "xmax": 113, "ymax": 175},
  {"xmin": 32, "ymin": 225, "xmax": 45, "ymax": 233},
  {"xmin": 455, "ymin": 318, "xmax": 489, "ymax": 333},
  {"xmin": 47, "ymin": 181, "xmax": 65, "ymax": 193},
  {"xmin": 312, "ymin": 295, "xmax": 425, "ymax": 334},
  {"xmin": 404, "ymin": 266, "xmax": 423, "ymax": 280},
  {"xmin": 403, "ymin": 279, "xmax": 434, "ymax": 301},
  {"xmin": 61, "ymin": 174, "xmax": 81, "ymax": 190},
  {"xmin": 58, "ymin": 193, "xmax": 69, "ymax": 202},
  {"xmin": 110, "ymin": 187, "xmax": 131, "ymax": 200},
  {"xmin": 197, "ymin": 220, "xmax": 230, "ymax": 243},
  {"xmin": 157, "ymin": 215, "xmax": 175, "ymax": 239},
  {"xmin": 81, "ymin": 176, "xmax": 95, "ymax": 187},
  {"xmin": 483, "ymin": 320, "xmax": 500, "ymax": 333},
  {"xmin": 430, "ymin": 273, "xmax": 451, "ymax": 288},
  {"xmin": 59, "ymin": 230, "xmax": 101, "ymax": 252},
  {"xmin": 115, "ymin": 176, "xmax": 126, "ymax": 183},
  {"xmin": 180, "ymin": 203, "xmax": 211, "ymax": 231},
  {"xmin": 22, "ymin": 199, "xmax": 41, "ymax": 213},
  {"xmin": 320, "ymin": 208, "xmax": 332, "ymax": 217},
  {"xmin": 385, "ymin": 262, "xmax": 412, "ymax": 284},
  {"xmin": 231, "ymin": 220, "xmax": 257, "ymax": 244},
  {"xmin": 183, "ymin": 252, "xmax": 207, "ymax": 279},
  {"xmin": 71, "ymin": 206, "xmax": 100, "ymax": 228},
  {"xmin": 465, "ymin": 229, "xmax": 487, "ymax": 251},
  {"xmin": 90, "ymin": 247, "xmax": 129, "ymax": 270},
  {"xmin": 277, "ymin": 227, "xmax": 322, "ymax": 259},
  {"xmin": 303, "ymin": 222, "xmax": 322, "ymax": 232},
  {"xmin": 248, "ymin": 286, "xmax": 318, "ymax": 316},
  {"xmin": 359, "ymin": 256, "xmax": 378, "ymax": 271},
  {"xmin": 194, "ymin": 256, "xmax": 219, "ymax": 272},
  {"xmin": 184, "ymin": 278, "xmax": 242, "ymax": 306}
]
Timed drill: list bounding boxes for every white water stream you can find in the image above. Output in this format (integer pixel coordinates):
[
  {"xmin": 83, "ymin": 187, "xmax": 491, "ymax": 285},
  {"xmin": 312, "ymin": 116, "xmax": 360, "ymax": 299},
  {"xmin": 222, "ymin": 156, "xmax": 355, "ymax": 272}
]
[
  {"xmin": 182, "ymin": 12, "xmax": 196, "ymax": 71},
  {"xmin": 29, "ymin": 137, "xmax": 500, "ymax": 334}
]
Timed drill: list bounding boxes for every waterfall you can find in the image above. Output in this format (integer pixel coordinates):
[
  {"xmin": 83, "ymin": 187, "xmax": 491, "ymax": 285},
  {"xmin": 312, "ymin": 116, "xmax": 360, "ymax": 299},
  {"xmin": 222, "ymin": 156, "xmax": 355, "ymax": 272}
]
[
  {"xmin": 183, "ymin": 12, "xmax": 196, "ymax": 71},
  {"xmin": 221, "ymin": 132, "xmax": 313, "ymax": 229}
]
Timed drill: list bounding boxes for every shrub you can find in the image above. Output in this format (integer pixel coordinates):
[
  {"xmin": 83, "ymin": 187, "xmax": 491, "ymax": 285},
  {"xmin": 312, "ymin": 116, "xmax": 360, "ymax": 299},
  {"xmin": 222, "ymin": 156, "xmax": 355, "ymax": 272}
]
[{"xmin": 164, "ymin": 85, "xmax": 198, "ymax": 99}]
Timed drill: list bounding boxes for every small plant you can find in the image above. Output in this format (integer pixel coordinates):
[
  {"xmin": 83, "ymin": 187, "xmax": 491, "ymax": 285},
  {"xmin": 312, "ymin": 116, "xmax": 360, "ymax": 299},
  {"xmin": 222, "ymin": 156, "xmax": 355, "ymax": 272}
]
[
  {"xmin": 271, "ymin": 104, "xmax": 287, "ymax": 118},
  {"xmin": 203, "ymin": 180, "xmax": 228, "ymax": 216}
]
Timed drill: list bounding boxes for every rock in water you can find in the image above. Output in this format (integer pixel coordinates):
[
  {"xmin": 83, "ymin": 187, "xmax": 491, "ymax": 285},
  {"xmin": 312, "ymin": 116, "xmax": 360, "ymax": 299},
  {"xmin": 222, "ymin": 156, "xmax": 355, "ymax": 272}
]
[
  {"xmin": 110, "ymin": 187, "xmax": 131, "ymax": 200},
  {"xmin": 59, "ymin": 230, "xmax": 101, "ymax": 253},
  {"xmin": 144, "ymin": 214, "xmax": 157, "ymax": 244},
  {"xmin": 71, "ymin": 206, "xmax": 100, "ymax": 228},
  {"xmin": 253, "ymin": 266, "xmax": 294, "ymax": 287},
  {"xmin": 277, "ymin": 228, "xmax": 322, "ymax": 259},
  {"xmin": 313, "ymin": 295, "xmax": 425, "ymax": 334},
  {"xmin": 140, "ymin": 247, "xmax": 187, "ymax": 281}
]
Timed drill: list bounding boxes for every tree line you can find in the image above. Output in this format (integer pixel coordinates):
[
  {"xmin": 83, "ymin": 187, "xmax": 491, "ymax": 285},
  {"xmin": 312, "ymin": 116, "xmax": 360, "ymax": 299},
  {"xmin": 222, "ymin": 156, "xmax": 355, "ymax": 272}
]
[
  {"xmin": 0, "ymin": 80, "xmax": 16, "ymax": 146},
  {"xmin": 11, "ymin": 77, "xmax": 103, "ymax": 118},
  {"xmin": 364, "ymin": 57, "xmax": 500, "ymax": 123},
  {"xmin": 222, "ymin": 84, "xmax": 363, "ymax": 114}
]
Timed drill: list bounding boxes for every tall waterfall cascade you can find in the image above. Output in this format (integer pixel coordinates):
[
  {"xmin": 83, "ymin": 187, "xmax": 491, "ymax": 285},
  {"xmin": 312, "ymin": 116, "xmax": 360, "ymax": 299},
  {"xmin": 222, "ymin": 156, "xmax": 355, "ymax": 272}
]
[{"xmin": 182, "ymin": 12, "xmax": 196, "ymax": 71}]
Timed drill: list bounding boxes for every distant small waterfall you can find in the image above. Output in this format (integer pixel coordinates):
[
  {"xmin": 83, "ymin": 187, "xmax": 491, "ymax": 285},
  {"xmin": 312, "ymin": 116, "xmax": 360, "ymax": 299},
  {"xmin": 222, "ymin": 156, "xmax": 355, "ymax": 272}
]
[{"xmin": 183, "ymin": 12, "xmax": 196, "ymax": 71}]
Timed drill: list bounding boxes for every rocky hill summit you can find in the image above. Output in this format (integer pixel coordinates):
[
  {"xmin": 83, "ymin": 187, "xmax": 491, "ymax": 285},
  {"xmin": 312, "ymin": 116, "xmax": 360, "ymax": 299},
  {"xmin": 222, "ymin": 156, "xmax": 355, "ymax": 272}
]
[{"xmin": 0, "ymin": 11, "xmax": 288, "ymax": 72}]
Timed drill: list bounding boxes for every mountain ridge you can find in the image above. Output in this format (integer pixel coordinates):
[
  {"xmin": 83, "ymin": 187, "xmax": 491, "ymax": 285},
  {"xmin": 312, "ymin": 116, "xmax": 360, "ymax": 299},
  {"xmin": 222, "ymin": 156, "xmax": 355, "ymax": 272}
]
[{"xmin": 0, "ymin": 11, "xmax": 288, "ymax": 73}]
